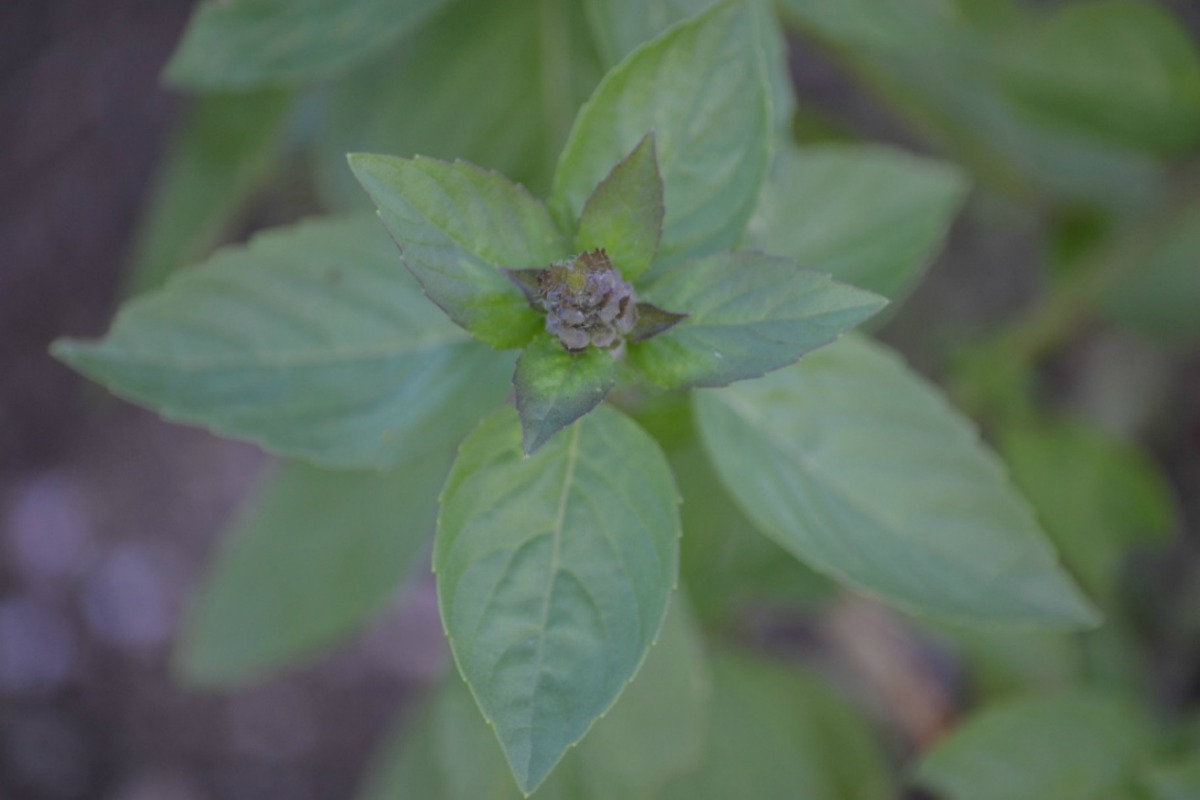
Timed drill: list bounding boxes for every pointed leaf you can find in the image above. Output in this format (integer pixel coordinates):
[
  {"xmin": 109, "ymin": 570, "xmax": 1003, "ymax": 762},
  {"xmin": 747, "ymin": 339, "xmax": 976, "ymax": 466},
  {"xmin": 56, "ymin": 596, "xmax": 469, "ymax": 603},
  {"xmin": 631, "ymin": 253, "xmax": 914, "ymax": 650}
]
[
  {"xmin": 554, "ymin": 0, "xmax": 771, "ymax": 268},
  {"xmin": 693, "ymin": 334, "xmax": 1101, "ymax": 627},
  {"xmin": 362, "ymin": 598, "xmax": 710, "ymax": 800},
  {"xmin": 915, "ymin": 691, "xmax": 1152, "ymax": 800},
  {"xmin": 53, "ymin": 215, "xmax": 511, "ymax": 468},
  {"xmin": 575, "ymin": 133, "xmax": 664, "ymax": 281},
  {"xmin": 514, "ymin": 334, "xmax": 617, "ymax": 454},
  {"xmin": 629, "ymin": 302, "xmax": 687, "ymax": 342},
  {"xmin": 435, "ymin": 406, "xmax": 680, "ymax": 793},
  {"xmin": 178, "ymin": 453, "xmax": 449, "ymax": 686},
  {"xmin": 350, "ymin": 154, "xmax": 570, "ymax": 348},
  {"xmin": 746, "ymin": 143, "xmax": 968, "ymax": 302},
  {"xmin": 629, "ymin": 252, "xmax": 886, "ymax": 389},
  {"xmin": 164, "ymin": 0, "xmax": 450, "ymax": 89}
]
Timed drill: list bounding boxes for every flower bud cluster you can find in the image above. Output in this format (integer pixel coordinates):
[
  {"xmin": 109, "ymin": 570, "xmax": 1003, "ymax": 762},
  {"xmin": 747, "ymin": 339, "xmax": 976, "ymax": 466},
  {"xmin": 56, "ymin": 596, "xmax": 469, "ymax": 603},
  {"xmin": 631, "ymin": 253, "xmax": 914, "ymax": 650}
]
[{"xmin": 538, "ymin": 250, "xmax": 638, "ymax": 352}]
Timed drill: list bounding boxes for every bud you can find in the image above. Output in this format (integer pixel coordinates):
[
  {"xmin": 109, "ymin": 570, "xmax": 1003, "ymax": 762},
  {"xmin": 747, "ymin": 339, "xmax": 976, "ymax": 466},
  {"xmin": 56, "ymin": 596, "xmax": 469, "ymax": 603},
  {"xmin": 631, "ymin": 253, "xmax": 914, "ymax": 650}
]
[{"xmin": 535, "ymin": 250, "xmax": 638, "ymax": 352}]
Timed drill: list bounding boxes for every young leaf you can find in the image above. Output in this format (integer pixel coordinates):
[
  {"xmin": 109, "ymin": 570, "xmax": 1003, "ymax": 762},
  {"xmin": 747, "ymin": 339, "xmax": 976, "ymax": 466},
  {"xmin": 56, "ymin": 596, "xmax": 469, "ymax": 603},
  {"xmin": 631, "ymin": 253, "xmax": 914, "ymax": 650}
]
[
  {"xmin": 177, "ymin": 453, "xmax": 449, "ymax": 686},
  {"xmin": 662, "ymin": 651, "xmax": 893, "ymax": 799},
  {"xmin": 629, "ymin": 252, "xmax": 886, "ymax": 389},
  {"xmin": 53, "ymin": 215, "xmax": 512, "ymax": 468},
  {"xmin": 575, "ymin": 133, "xmax": 664, "ymax": 281},
  {"xmin": 693, "ymin": 334, "xmax": 1101, "ymax": 628},
  {"xmin": 164, "ymin": 0, "xmax": 449, "ymax": 89},
  {"xmin": 350, "ymin": 155, "xmax": 569, "ymax": 348},
  {"xmin": 914, "ymin": 691, "xmax": 1152, "ymax": 800},
  {"xmin": 435, "ymin": 406, "xmax": 680, "ymax": 793},
  {"xmin": 126, "ymin": 89, "xmax": 293, "ymax": 294},
  {"xmin": 514, "ymin": 334, "xmax": 618, "ymax": 455},
  {"xmin": 554, "ymin": 0, "xmax": 771, "ymax": 268},
  {"xmin": 745, "ymin": 143, "xmax": 968, "ymax": 302}
]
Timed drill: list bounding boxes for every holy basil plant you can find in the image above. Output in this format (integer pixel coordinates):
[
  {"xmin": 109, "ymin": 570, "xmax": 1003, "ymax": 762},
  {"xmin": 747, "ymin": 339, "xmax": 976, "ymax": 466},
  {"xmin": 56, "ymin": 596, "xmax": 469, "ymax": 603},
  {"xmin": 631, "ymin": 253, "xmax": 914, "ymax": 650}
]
[{"xmin": 54, "ymin": 2, "xmax": 1099, "ymax": 794}]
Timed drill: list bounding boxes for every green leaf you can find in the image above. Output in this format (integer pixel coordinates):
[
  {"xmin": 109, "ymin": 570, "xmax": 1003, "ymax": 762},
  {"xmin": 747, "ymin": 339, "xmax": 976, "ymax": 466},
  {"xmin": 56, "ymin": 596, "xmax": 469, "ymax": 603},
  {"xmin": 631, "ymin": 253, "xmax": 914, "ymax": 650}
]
[
  {"xmin": 514, "ymin": 334, "xmax": 617, "ymax": 455},
  {"xmin": 693, "ymin": 334, "xmax": 1100, "ymax": 627},
  {"xmin": 125, "ymin": 89, "xmax": 293, "ymax": 294},
  {"xmin": 313, "ymin": 0, "xmax": 603, "ymax": 208},
  {"xmin": 663, "ymin": 651, "xmax": 892, "ymax": 800},
  {"xmin": 435, "ymin": 405, "xmax": 680, "ymax": 793},
  {"xmin": 583, "ymin": 0, "xmax": 718, "ymax": 67},
  {"xmin": 575, "ymin": 133, "xmax": 663, "ymax": 281},
  {"xmin": 164, "ymin": 0, "xmax": 449, "ymax": 89},
  {"xmin": 1101, "ymin": 201, "xmax": 1200, "ymax": 344},
  {"xmin": 914, "ymin": 691, "xmax": 1152, "ymax": 800},
  {"xmin": 53, "ymin": 215, "xmax": 511, "ymax": 468},
  {"xmin": 362, "ymin": 599, "xmax": 709, "ymax": 799},
  {"xmin": 177, "ymin": 453, "xmax": 449, "ymax": 686},
  {"xmin": 1001, "ymin": 420, "xmax": 1175, "ymax": 601},
  {"xmin": 745, "ymin": 143, "xmax": 968, "ymax": 302},
  {"xmin": 554, "ymin": 0, "xmax": 771, "ymax": 268},
  {"xmin": 350, "ymin": 155, "xmax": 568, "ymax": 348},
  {"xmin": 991, "ymin": 1, "xmax": 1200, "ymax": 155},
  {"xmin": 629, "ymin": 252, "xmax": 885, "ymax": 389}
]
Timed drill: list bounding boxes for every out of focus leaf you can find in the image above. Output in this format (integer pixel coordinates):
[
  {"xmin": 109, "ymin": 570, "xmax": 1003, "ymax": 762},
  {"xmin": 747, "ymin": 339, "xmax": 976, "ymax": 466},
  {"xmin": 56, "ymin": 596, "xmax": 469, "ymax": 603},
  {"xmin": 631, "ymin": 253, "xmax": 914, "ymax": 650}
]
[
  {"xmin": 164, "ymin": 0, "xmax": 449, "ymax": 89},
  {"xmin": 1101, "ymin": 202, "xmax": 1200, "ymax": 344},
  {"xmin": 745, "ymin": 143, "xmax": 968, "ymax": 303},
  {"xmin": 314, "ymin": 0, "xmax": 602, "ymax": 207},
  {"xmin": 1001, "ymin": 420, "xmax": 1175, "ymax": 601},
  {"xmin": 914, "ymin": 690, "xmax": 1153, "ymax": 800},
  {"xmin": 990, "ymin": 1, "xmax": 1200, "ymax": 155},
  {"xmin": 178, "ymin": 453, "xmax": 448, "ymax": 685},
  {"xmin": 662, "ymin": 651, "xmax": 892, "ymax": 799},
  {"xmin": 126, "ymin": 90, "xmax": 292, "ymax": 294}
]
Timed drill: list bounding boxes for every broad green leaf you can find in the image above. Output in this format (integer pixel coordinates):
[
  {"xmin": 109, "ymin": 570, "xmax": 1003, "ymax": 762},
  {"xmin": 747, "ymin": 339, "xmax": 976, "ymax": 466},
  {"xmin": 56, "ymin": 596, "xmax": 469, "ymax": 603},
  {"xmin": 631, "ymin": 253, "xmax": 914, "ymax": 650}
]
[
  {"xmin": 514, "ymin": 334, "xmax": 617, "ymax": 455},
  {"xmin": 314, "ymin": 0, "xmax": 603, "ymax": 207},
  {"xmin": 126, "ymin": 89, "xmax": 292, "ymax": 294},
  {"xmin": 991, "ymin": 1, "xmax": 1200, "ymax": 155},
  {"xmin": 583, "ymin": 0, "xmax": 718, "ymax": 67},
  {"xmin": 554, "ymin": 0, "xmax": 771, "ymax": 268},
  {"xmin": 1001, "ymin": 420, "xmax": 1175, "ymax": 601},
  {"xmin": 929, "ymin": 624, "xmax": 1080, "ymax": 700},
  {"xmin": 164, "ymin": 0, "xmax": 448, "ymax": 89},
  {"xmin": 575, "ymin": 133, "xmax": 663, "ymax": 281},
  {"xmin": 178, "ymin": 453, "xmax": 449, "ymax": 686},
  {"xmin": 350, "ymin": 155, "xmax": 569, "ymax": 348},
  {"xmin": 693, "ymin": 334, "xmax": 1100, "ymax": 627},
  {"xmin": 53, "ymin": 215, "xmax": 511, "ymax": 468},
  {"xmin": 1101, "ymin": 202, "xmax": 1200, "ymax": 343},
  {"xmin": 745, "ymin": 143, "xmax": 968, "ymax": 301},
  {"xmin": 663, "ymin": 651, "xmax": 892, "ymax": 800},
  {"xmin": 362, "ymin": 599, "xmax": 709, "ymax": 799},
  {"xmin": 435, "ymin": 406, "xmax": 680, "ymax": 793},
  {"xmin": 629, "ymin": 252, "xmax": 885, "ymax": 389},
  {"xmin": 914, "ymin": 691, "xmax": 1152, "ymax": 800}
]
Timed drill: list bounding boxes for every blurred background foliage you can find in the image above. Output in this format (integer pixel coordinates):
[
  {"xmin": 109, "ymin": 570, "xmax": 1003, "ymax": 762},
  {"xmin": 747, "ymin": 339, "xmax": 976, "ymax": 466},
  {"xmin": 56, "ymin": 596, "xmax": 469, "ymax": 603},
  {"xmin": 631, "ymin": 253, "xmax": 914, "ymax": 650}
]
[{"xmin": 5, "ymin": 0, "xmax": 1200, "ymax": 798}]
